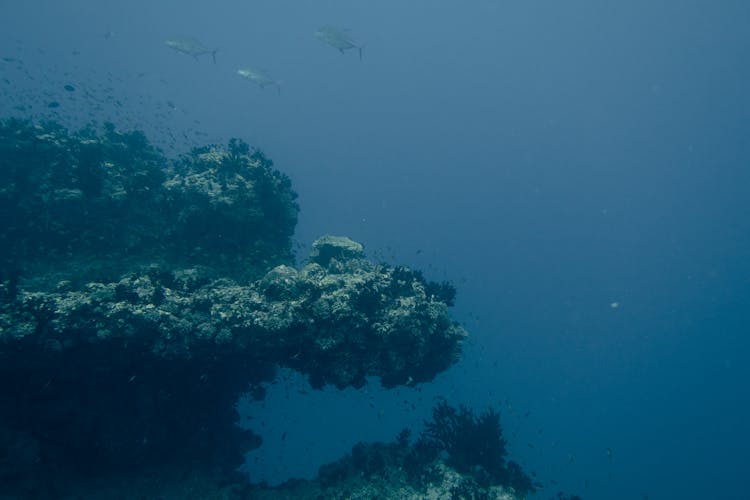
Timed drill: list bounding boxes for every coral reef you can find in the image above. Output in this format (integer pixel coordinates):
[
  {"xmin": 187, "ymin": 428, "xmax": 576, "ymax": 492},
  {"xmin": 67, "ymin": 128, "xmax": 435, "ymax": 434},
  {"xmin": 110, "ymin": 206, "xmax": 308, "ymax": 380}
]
[
  {"xmin": 0, "ymin": 119, "xmax": 467, "ymax": 497},
  {"xmin": 416, "ymin": 400, "xmax": 535, "ymax": 495},
  {"xmin": 249, "ymin": 400, "xmax": 534, "ymax": 500},
  {"xmin": 0, "ymin": 119, "xmax": 298, "ymax": 284}
]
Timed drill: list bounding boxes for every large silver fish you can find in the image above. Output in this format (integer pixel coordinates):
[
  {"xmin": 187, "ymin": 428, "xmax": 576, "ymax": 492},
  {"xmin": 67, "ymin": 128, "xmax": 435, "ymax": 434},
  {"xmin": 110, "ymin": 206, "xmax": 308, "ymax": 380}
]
[
  {"xmin": 314, "ymin": 26, "xmax": 365, "ymax": 60},
  {"xmin": 237, "ymin": 67, "xmax": 281, "ymax": 95},
  {"xmin": 165, "ymin": 36, "xmax": 218, "ymax": 63}
]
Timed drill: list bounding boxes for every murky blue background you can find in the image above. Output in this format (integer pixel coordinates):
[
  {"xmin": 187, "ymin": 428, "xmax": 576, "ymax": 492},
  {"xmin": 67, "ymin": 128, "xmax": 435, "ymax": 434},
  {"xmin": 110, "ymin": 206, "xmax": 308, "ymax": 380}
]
[{"xmin": 2, "ymin": 1, "xmax": 749, "ymax": 498}]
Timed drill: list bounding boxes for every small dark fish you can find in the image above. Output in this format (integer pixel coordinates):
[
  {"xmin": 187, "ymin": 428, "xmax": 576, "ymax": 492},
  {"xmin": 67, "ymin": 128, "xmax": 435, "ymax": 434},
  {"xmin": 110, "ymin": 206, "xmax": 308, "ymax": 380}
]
[
  {"xmin": 47, "ymin": 101, "xmax": 60, "ymax": 108},
  {"xmin": 64, "ymin": 84, "xmax": 75, "ymax": 92},
  {"xmin": 281, "ymin": 431, "xmax": 287, "ymax": 441}
]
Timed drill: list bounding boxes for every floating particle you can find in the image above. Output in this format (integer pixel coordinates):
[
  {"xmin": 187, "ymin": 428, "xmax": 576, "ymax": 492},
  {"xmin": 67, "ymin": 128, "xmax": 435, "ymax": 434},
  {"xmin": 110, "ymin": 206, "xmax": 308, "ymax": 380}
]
[{"xmin": 64, "ymin": 84, "xmax": 75, "ymax": 92}]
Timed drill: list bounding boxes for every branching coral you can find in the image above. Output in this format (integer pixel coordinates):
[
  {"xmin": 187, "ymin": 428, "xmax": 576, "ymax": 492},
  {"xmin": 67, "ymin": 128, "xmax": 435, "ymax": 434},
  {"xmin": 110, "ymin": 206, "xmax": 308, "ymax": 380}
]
[{"xmin": 417, "ymin": 399, "xmax": 535, "ymax": 495}]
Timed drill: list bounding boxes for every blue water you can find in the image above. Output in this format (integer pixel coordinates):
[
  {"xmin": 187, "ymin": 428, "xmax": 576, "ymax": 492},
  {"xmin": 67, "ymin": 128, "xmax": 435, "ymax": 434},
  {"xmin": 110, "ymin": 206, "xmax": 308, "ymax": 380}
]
[{"xmin": 2, "ymin": 1, "xmax": 749, "ymax": 498}]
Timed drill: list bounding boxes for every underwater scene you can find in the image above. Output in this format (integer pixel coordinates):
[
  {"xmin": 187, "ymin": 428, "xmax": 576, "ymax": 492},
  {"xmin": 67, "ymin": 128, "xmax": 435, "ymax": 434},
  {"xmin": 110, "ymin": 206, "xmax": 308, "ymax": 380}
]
[{"xmin": 1, "ymin": 1, "xmax": 749, "ymax": 499}]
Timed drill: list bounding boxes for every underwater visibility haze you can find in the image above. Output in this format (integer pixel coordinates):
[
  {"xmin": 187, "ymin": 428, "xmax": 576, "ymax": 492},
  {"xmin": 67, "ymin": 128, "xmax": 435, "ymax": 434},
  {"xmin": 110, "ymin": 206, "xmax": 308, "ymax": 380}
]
[{"xmin": 1, "ymin": 0, "xmax": 749, "ymax": 498}]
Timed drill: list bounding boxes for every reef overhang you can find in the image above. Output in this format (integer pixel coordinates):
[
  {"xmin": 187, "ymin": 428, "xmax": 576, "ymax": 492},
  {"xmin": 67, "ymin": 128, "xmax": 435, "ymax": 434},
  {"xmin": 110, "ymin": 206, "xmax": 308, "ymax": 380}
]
[{"xmin": 0, "ymin": 120, "xmax": 467, "ymax": 495}]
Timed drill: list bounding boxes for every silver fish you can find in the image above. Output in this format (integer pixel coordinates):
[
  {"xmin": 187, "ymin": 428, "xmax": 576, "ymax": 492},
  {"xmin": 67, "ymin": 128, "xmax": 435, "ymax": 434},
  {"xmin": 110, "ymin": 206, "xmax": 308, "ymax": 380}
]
[
  {"xmin": 314, "ymin": 26, "xmax": 364, "ymax": 60},
  {"xmin": 237, "ymin": 68, "xmax": 281, "ymax": 95},
  {"xmin": 165, "ymin": 37, "xmax": 218, "ymax": 63}
]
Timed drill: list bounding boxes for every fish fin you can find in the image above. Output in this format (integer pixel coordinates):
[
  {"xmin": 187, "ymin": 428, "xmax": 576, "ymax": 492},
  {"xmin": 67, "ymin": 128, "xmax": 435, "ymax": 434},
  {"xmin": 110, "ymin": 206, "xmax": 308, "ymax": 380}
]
[
  {"xmin": 339, "ymin": 48, "xmax": 345, "ymax": 55},
  {"xmin": 358, "ymin": 42, "xmax": 367, "ymax": 61},
  {"xmin": 211, "ymin": 49, "xmax": 218, "ymax": 64}
]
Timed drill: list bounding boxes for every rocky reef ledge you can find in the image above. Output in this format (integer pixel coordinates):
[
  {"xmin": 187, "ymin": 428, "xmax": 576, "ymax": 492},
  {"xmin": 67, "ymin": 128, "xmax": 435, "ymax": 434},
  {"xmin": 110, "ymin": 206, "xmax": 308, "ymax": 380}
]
[{"xmin": 0, "ymin": 120, "xmax": 473, "ymax": 498}]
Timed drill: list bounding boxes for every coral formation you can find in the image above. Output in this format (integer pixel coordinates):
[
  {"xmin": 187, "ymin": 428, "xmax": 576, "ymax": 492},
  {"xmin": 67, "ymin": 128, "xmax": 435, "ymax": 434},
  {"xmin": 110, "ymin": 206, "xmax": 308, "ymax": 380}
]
[
  {"xmin": 417, "ymin": 400, "xmax": 535, "ymax": 495},
  {"xmin": 249, "ymin": 400, "xmax": 534, "ymax": 499},
  {"xmin": 0, "ymin": 119, "xmax": 468, "ymax": 497},
  {"xmin": 0, "ymin": 119, "xmax": 298, "ymax": 283}
]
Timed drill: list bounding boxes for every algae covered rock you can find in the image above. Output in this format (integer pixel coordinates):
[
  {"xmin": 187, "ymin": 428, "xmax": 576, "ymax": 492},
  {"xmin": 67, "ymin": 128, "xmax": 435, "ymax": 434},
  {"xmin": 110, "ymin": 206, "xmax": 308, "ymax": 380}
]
[
  {"xmin": 309, "ymin": 235, "xmax": 365, "ymax": 267},
  {"xmin": 258, "ymin": 264, "xmax": 300, "ymax": 301}
]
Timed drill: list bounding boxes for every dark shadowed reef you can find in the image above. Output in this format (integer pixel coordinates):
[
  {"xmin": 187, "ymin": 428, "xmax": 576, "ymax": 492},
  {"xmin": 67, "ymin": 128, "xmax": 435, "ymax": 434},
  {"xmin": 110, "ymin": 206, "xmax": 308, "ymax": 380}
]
[{"xmin": 0, "ymin": 119, "xmax": 537, "ymax": 499}]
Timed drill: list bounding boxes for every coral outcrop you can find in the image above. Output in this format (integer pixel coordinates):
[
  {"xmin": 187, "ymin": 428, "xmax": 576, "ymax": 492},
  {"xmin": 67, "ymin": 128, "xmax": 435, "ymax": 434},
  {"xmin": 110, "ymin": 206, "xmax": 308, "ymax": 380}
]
[
  {"xmin": 0, "ymin": 120, "xmax": 298, "ymax": 284},
  {"xmin": 250, "ymin": 400, "xmax": 535, "ymax": 500},
  {"xmin": 0, "ymin": 119, "xmax": 467, "ymax": 497}
]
